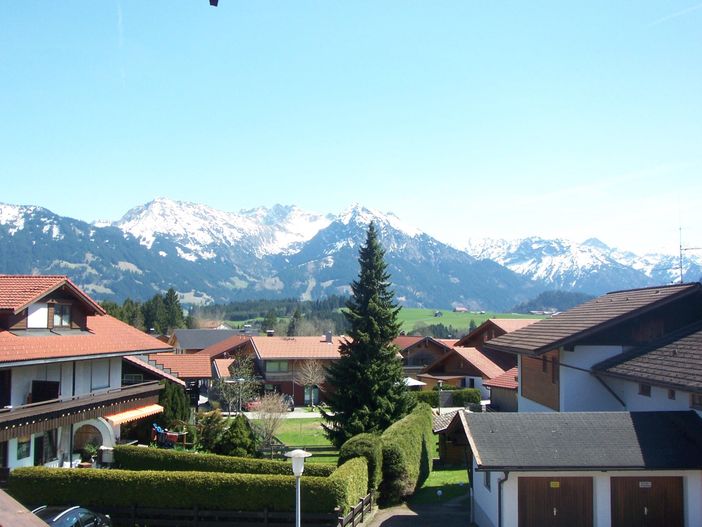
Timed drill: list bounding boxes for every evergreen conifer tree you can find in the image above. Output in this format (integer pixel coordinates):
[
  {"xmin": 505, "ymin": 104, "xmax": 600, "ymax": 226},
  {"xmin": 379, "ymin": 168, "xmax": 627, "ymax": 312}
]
[{"xmin": 322, "ymin": 223, "xmax": 414, "ymax": 448}]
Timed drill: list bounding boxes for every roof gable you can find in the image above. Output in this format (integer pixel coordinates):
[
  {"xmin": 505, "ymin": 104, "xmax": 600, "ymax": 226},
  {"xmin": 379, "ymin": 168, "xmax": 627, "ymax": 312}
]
[
  {"xmin": 484, "ymin": 283, "xmax": 701, "ymax": 356},
  {"xmin": 594, "ymin": 320, "xmax": 702, "ymax": 392},
  {"xmin": 422, "ymin": 345, "xmax": 504, "ymax": 379},
  {"xmin": 483, "ymin": 367, "xmax": 518, "ymax": 390},
  {"xmin": 0, "ymin": 275, "xmax": 105, "ymax": 315}
]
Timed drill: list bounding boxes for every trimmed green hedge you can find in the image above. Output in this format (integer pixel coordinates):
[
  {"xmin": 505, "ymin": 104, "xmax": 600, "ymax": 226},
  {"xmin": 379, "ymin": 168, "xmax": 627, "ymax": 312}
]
[
  {"xmin": 327, "ymin": 457, "xmax": 368, "ymax": 513},
  {"xmin": 338, "ymin": 433, "xmax": 382, "ymax": 491},
  {"xmin": 114, "ymin": 445, "xmax": 334, "ymax": 477},
  {"xmin": 379, "ymin": 403, "xmax": 434, "ymax": 505},
  {"xmin": 451, "ymin": 388, "xmax": 481, "ymax": 406},
  {"xmin": 414, "ymin": 391, "xmax": 438, "ymax": 407},
  {"xmin": 9, "ymin": 459, "xmax": 366, "ymax": 514}
]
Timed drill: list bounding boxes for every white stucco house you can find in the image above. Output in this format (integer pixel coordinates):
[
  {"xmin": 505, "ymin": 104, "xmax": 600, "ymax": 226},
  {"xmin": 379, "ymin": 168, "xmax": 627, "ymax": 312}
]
[{"xmin": 0, "ymin": 275, "xmax": 172, "ymax": 477}]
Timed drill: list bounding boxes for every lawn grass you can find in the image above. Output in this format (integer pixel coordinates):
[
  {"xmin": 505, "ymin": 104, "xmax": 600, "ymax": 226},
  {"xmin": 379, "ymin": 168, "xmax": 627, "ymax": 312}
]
[
  {"xmin": 397, "ymin": 308, "xmax": 543, "ymax": 335},
  {"xmin": 250, "ymin": 417, "xmax": 339, "ymax": 465},
  {"xmin": 408, "ymin": 466, "xmax": 470, "ymax": 505}
]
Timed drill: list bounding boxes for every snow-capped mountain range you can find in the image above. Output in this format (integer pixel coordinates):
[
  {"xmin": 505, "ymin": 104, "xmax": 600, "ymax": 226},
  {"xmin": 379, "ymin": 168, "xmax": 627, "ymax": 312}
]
[{"xmin": 1, "ymin": 198, "xmax": 700, "ymax": 310}]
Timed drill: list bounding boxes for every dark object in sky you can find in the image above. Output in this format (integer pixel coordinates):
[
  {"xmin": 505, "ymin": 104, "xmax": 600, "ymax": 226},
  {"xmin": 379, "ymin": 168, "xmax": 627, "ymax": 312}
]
[{"xmin": 210, "ymin": 0, "xmax": 218, "ymax": 6}]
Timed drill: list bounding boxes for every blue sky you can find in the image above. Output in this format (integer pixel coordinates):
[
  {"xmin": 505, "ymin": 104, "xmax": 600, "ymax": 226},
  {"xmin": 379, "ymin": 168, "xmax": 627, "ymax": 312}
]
[{"xmin": 1, "ymin": 1, "xmax": 701, "ymax": 254}]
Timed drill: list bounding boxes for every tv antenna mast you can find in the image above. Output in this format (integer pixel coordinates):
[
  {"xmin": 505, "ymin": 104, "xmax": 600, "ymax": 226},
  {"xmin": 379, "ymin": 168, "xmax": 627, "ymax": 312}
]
[{"xmin": 678, "ymin": 226, "xmax": 702, "ymax": 284}]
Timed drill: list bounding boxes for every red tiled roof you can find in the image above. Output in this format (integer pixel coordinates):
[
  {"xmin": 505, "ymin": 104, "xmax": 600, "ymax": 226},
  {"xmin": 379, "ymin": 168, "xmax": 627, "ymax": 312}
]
[
  {"xmin": 393, "ymin": 335, "xmax": 424, "ymax": 349},
  {"xmin": 251, "ymin": 336, "xmax": 344, "ymax": 360},
  {"xmin": 148, "ymin": 353, "xmax": 212, "ymax": 379},
  {"xmin": 451, "ymin": 347, "xmax": 504, "ymax": 379},
  {"xmin": 436, "ymin": 338, "xmax": 459, "ymax": 348},
  {"xmin": 197, "ymin": 334, "xmax": 251, "ymax": 358},
  {"xmin": 0, "ymin": 314, "xmax": 172, "ymax": 364},
  {"xmin": 123, "ymin": 356, "xmax": 186, "ymax": 386},
  {"xmin": 0, "ymin": 274, "xmax": 105, "ymax": 315},
  {"xmin": 213, "ymin": 358, "xmax": 235, "ymax": 378},
  {"xmin": 484, "ymin": 367, "xmax": 518, "ymax": 390}
]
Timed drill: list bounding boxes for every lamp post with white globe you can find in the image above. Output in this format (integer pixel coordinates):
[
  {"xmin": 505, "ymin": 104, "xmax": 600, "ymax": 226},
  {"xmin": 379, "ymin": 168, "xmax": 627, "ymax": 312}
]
[{"xmin": 285, "ymin": 449, "xmax": 312, "ymax": 527}]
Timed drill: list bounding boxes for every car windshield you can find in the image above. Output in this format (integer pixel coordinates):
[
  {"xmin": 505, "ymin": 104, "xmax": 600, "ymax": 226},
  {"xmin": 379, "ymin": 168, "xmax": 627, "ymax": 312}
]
[{"xmin": 34, "ymin": 507, "xmax": 81, "ymax": 527}]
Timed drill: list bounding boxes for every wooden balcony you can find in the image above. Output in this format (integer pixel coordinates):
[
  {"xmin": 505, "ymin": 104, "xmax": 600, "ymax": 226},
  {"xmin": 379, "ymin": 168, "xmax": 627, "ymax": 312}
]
[{"xmin": 0, "ymin": 381, "xmax": 163, "ymax": 442}]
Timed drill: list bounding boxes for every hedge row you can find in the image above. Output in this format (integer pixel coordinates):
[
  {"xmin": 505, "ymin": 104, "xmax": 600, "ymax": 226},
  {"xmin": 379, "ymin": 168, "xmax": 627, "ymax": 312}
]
[
  {"xmin": 113, "ymin": 445, "xmax": 334, "ymax": 477},
  {"xmin": 378, "ymin": 403, "xmax": 434, "ymax": 505},
  {"xmin": 8, "ymin": 459, "xmax": 365, "ymax": 514},
  {"xmin": 337, "ymin": 433, "xmax": 382, "ymax": 492},
  {"xmin": 413, "ymin": 388, "xmax": 481, "ymax": 408}
]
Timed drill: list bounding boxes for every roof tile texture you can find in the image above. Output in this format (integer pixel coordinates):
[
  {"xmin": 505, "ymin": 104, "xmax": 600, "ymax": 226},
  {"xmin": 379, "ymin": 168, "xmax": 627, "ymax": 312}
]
[
  {"xmin": 483, "ymin": 367, "xmax": 518, "ymax": 390},
  {"xmin": 252, "ymin": 336, "xmax": 344, "ymax": 360},
  {"xmin": 0, "ymin": 274, "xmax": 104, "ymax": 314},
  {"xmin": 485, "ymin": 284, "xmax": 699, "ymax": 355},
  {"xmin": 148, "ymin": 353, "xmax": 212, "ymax": 378},
  {"xmin": 0, "ymin": 314, "xmax": 172, "ymax": 364}
]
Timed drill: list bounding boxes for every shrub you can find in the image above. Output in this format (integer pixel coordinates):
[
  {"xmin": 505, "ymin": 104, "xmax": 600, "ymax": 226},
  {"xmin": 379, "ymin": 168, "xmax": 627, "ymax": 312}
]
[
  {"xmin": 217, "ymin": 414, "xmax": 257, "ymax": 457},
  {"xmin": 378, "ymin": 403, "xmax": 433, "ymax": 505},
  {"xmin": 113, "ymin": 445, "xmax": 334, "ymax": 477},
  {"xmin": 413, "ymin": 391, "xmax": 438, "ymax": 407},
  {"xmin": 451, "ymin": 388, "xmax": 481, "ymax": 407},
  {"xmin": 338, "ymin": 433, "xmax": 382, "ymax": 491},
  {"xmin": 8, "ymin": 461, "xmax": 366, "ymax": 515},
  {"xmin": 8, "ymin": 467, "xmax": 336, "ymax": 513},
  {"xmin": 327, "ymin": 457, "xmax": 369, "ymax": 513}
]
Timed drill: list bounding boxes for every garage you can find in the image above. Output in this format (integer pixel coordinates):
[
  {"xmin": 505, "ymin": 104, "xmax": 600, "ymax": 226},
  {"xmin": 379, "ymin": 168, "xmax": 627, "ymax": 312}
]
[
  {"xmin": 611, "ymin": 476, "xmax": 683, "ymax": 527},
  {"xmin": 518, "ymin": 476, "xmax": 593, "ymax": 527}
]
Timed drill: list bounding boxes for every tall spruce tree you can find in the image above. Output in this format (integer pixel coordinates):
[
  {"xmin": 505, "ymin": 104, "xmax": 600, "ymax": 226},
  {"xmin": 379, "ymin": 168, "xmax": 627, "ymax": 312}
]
[{"xmin": 322, "ymin": 222, "xmax": 414, "ymax": 448}]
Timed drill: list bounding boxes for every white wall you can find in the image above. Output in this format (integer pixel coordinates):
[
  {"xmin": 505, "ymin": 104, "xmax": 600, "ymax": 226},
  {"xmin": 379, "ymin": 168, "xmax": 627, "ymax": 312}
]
[
  {"xmin": 474, "ymin": 469, "xmax": 702, "ymax": 527},
  {"xmin": 27, "ymin": 303, "xmax": 48, "ymax": 328},
  {"xmin": 607, "ymin": 377, "xmax": 698, "ymax": 412},
  {"xmin": 560, "ymin": 345, "xmax": 624, "ymax": 411}
]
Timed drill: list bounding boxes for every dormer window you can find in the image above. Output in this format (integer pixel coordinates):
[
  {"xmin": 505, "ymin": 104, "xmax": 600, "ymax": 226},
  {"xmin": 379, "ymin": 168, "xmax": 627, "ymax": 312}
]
[{"xmin": 53, "ymin": 304, "xmax": 71, "ymax": 328}]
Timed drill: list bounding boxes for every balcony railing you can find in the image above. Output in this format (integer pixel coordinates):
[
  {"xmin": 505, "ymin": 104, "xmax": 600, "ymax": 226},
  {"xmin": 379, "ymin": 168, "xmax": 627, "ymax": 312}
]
[{"xmin": 0, "ymin": 381, "xmax": 163, "ymax": 441}]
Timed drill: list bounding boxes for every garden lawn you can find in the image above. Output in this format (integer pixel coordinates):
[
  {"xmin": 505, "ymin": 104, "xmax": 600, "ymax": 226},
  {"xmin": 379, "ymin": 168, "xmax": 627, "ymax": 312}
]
[
  {"xmin": 250, "ymin": 417, "xmax": 339, "ymax": 465},
  {"xmin": 408, "ymin": 467, "xmax": 470, "ymax": 505},
  {"xmin": 398, "ymin": 308, "xmax": 543, "ymax": 335}
]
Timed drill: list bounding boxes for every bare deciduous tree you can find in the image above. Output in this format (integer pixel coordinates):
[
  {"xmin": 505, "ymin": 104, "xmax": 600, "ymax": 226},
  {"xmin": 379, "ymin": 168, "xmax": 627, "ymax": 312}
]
[
  {"xmin": 295, "ymin": 359, "xmax": 327, "ymax": 404},
  {"xmin": 255, "ymin": 393, "xmax": 289, "ymax": 457}
]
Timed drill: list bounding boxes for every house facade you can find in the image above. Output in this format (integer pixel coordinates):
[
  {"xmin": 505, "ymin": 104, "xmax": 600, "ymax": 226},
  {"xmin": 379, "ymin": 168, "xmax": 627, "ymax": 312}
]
[
  {"xmin": 218, "ymin": 334, "xmax": 344, "ymax": 406},
  {"xmin": 393, "ymin": 335, "xmax": 453, "ymax": 377},
  {"xmin": 0, "ymin": 275, "xmax": 171, "ymax": 474},
  {"xmin": 418, "ymin": 346, "xmax": 504, "ymax": 398}
]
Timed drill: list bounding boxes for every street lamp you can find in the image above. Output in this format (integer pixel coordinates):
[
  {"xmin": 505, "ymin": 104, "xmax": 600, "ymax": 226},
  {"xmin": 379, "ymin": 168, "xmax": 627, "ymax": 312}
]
[
  {"xmin": 285, "ymin": 449, "xmax": 312, "ymax": 527},
  {"xmin": 437, "ymin": 379, "xmax": 444, "ymax": 415}
]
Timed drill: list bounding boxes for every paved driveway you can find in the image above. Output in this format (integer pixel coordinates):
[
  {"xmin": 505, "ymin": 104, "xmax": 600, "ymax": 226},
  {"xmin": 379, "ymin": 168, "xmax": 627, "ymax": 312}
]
[{"xmin": 364, "ymin": 495, "xmax": 470, "ymax": 527}]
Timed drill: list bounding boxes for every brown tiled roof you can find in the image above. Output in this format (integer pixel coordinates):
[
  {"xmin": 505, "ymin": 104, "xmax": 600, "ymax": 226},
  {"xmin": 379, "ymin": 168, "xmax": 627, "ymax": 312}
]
[
  {"xmin": 489, "ymin": 318, "xmax": 540, "ymax": 333},
  {"xmin": 594, "ymin": 320, "xmax": 702, "ymax": 392},
  {"xmin": 123, "ymin": 356, "xmax": 186, "ymax": 386},
  {"xmin": 0, "ymin": 274, "xmax": 105, "ymax": 314},
  {"xmin": 0, "ymin": 315, "xmax": 171, "ymax": 364},
  {"xmin": 393, "ymin": 335, "xmax": 424, "ymax": 349},
  {"xmin": 213, "ymin": 358, "xmax": 235, "ymax": 378},
  {"xmin": 433, "ymin": 409, "xmax": 460, "ymax": 433},
  {"xmin": 484, "ymin": 367, "xmax": 518, "ymax": 390},
  {"xmin": 148, "ymin": 353, "xmax": 212, "ymax": 379},
  {"xmin": 197, "ymin": 334, "xmax": 251, "ymax": 358},
  {"xmin": 436, "ymin": 338, "xmax": 459, "ymax": 348},
  {"xmin": 251, "ymin": 336, "xmax": 344, "ymax": 360},
  {"xmin": 484, "ymin": 283, "xmax": 701, "ymax": 356}
]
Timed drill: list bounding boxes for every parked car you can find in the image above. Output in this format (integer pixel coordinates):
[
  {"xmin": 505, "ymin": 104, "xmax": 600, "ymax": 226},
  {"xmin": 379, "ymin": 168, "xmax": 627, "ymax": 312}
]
[{"xmin": 32, "ymin": 506, "xmax": 111, "ymax": 527}]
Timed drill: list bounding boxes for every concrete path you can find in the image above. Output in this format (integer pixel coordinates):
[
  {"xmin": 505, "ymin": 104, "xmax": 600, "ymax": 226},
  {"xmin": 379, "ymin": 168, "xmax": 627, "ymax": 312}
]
[{"xmin": 363, "ymin": 495, "xmax": 471, "ymax": 527}]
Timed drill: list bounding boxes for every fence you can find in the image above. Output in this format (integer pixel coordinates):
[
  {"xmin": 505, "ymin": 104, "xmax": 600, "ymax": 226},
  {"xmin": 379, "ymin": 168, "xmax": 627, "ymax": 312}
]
[
  {"xmin": 337, "ymin": 494, "xmax": 372, "ymax": 527},
  {"xmin": 97, "ymin": 493, "xmax": 373, "ymax": 527}
]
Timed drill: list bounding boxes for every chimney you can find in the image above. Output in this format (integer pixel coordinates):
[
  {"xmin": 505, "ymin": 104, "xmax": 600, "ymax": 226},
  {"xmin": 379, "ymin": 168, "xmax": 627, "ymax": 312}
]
[
  {"xmin": 325, "ymin": 331, "xmax": 333, "ymax": 343},
  {"xmin": 266, "ymin": 329, "xmax": 275, "ymax": 337}
]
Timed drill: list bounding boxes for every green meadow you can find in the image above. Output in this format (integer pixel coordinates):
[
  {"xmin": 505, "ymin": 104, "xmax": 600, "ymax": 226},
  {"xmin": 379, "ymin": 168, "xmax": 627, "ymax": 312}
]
[{"xmin": 396, "ymin": 308, "xmax": 542, "ymax": 335}]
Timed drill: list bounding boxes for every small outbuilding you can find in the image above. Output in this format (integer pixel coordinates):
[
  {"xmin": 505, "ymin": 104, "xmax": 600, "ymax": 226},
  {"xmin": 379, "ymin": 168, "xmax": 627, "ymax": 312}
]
[{"xmin": 447, "ymin": 410, "xmax": 702, "ymax": 527}]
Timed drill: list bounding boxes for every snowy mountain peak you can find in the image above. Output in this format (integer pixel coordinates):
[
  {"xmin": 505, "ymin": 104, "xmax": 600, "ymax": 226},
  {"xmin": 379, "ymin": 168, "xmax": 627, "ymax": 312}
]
[{"xmin": 337, "ymin": 203, "xmax": 421, "ymax": 237}]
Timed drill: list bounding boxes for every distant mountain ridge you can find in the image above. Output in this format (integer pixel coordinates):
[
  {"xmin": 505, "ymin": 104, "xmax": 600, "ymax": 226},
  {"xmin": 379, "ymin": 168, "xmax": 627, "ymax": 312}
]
[{"xmin": 1, "ymin": 199, "xmax": 700, "ymax": 310}]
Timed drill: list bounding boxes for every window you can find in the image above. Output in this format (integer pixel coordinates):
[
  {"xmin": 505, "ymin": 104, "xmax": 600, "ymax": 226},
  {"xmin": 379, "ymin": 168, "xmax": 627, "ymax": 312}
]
[
  {"xmin": 691, "ymin": 393, "xmax": 702, "ymax": 409},
  {"xmin": 43, "ymin": 429, "xmax": 58, "ymax": 463},
  {"xmin": 484, "ymin": 471, "xmax": 491, "ymax": 491},
  {"xmin": 469, "ymin": 378, "xmax": 476, "ymax": 389},
  {"xmin": 541, "ymin": 356, "xmax": 548, "ymax": 373},
  {"xmin": 90, "ymin": 359, "xmax": 111, "ymax": 391},
  {"xmin": 668, "ymin": 389, "xmax": 676, "ymax": 400},
  {"xmin": 639, "ymin": 383, "xmax": 651, "ymax": 397},
  {"xmin": 122, "ymin": 373, "xmax": 143, "ymax": 385},
  {"xmin": 265, "ymin": 361, "xmax": 289, "ymax": 373},
  {"xmin": 53, "ymin": 304, "xmax": 71, "ymax": 327},
  {"xmin": 16, "ymin": 436, "xmax": 30, "ymax": 459}
]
